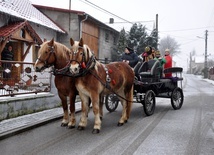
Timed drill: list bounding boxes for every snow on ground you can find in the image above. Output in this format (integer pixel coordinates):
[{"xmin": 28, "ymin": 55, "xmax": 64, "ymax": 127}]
[{"xmin": 196, "ymin": 75, "xmax": 214, "ymax": 85}]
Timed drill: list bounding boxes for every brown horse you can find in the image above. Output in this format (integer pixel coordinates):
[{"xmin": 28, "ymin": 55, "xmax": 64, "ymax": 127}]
[
  {"xmin": 68, "ymin": 38, "xmax": 134, "ymax": 133},
  {"xmin": 34, "ymin": 39, "xmax": 78, "ymax": 128}
]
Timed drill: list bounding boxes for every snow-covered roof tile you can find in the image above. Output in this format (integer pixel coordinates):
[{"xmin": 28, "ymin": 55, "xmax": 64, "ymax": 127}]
[{"xmin": 0, "ymin": 0, "xmax": 65, "ymax": 33}]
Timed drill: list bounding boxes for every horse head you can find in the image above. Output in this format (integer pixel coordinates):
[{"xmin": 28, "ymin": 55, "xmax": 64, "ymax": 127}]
[
  {"xmin": 69, "ymin": 38, "xmax": 95, "ymax": 75},
  {"xmin": 34, "ymin": 38, "xmax": 70, "ymax": 72},
  {"xmin": 34, "ymin": 38, "xmax": 56, "ymax": 72}
]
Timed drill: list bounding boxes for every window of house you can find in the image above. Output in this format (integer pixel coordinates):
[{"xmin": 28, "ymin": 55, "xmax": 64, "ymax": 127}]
[
  {"xmin": 113, "ymin": 35, "xmax": 117, "ymax": 45},
  {"xmin": 105, "ymin": 32, "xmax": 109, "ymax": 42}
]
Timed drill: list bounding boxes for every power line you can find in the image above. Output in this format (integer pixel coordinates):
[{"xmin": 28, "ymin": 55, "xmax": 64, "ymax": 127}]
[
  {"xmin": 161, "ymin": 26, "xmax": 214, "ymax": 32},
  {"xmin": 79, "ymin": 0, "xmax": 134, "ymax": 24}
]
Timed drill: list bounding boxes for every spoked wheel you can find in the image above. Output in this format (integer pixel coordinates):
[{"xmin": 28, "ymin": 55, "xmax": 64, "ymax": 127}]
[
  {"xmin": 143, "ymin": 90, "xmax": 156, "ymax": 116},
  {"xmin": 105, "ymin": 94, "xmax": 119, "ymax": 112},
  {"xmin": 171, "ymin": 87, "xmax": 184, "ymax": 110}
]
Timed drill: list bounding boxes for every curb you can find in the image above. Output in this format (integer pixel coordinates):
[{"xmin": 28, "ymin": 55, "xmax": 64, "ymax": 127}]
[
  {"xmin": 0, "ymin": 114, "xmax": 63, "ymax": 140},
  {"xmin": 0, "ymin": 103, "xmax": 82, "ymax": 140}
]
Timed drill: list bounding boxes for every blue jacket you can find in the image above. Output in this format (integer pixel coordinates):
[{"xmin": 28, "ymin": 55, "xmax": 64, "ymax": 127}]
[{"xmin": 120, "ymin": 51, "xmax": 139, "ymax": 67}]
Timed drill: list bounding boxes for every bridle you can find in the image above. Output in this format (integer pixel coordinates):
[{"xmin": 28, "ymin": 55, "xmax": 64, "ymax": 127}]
[
  {"xmin": 53, "ymin": 45, "xmax": 96, "ymax": 77},
  {"xmin": 36, "ymin": 45, "xmax": 56, "ymax": 69}
]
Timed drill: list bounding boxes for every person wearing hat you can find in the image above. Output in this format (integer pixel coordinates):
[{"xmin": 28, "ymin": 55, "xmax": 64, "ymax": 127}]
[
  {"xmin": 164, "ymin": 48, "xmax": 172, "ymax": 77},
  {"xmin": 120, "ymin": 46, "xmax": 139, "ymax": 68},
  {"xmin": 141, "ymin": 46, "xmax": 155, "ymax": 62}
]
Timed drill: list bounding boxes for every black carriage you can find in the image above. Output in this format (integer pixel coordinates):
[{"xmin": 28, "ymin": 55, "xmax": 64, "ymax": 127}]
[{"xmin": 105, "ymin": 59, "xmax": 184, "ymax": 116}]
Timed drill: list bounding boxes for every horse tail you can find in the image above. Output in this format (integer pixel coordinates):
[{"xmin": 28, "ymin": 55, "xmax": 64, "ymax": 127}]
[{"xmin": 126, "ymin": 84, "xmax": 133, "ymax": 119}]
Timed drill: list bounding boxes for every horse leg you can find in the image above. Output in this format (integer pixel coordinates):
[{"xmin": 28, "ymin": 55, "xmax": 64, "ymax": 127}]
[
  {"xmin": 77, "ymin": 94, "xmax": 89, "ymax": 130},
  {"xmin": 118, "ymin": 87, "xmax": 133, "ymax": 126},
  {"xmin": 126, "ymin": 86, "xmax": 133, "ymax": 120},
  {"xmin": 99, "ymin": 94, "xmax": 104, "ymax": 120},
  {"xmin": 91, "ymin": 94, "xmax": 102, "ymax": 134},
  {"xmin": 59, "ymin": 92, "xmax": 69, "ymax": 126},
  {"xmin": 117, "ymin": 97, "xmax": 127, "ymax": 126},
  {"xmin": 68, "ymin": 93, "xmax": 76, "ymax": 129}
]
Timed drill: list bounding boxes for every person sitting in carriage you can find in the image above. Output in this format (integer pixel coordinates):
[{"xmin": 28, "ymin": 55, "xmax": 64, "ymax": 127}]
[
  {"xmin": 141, "ymin": 46, "xmax": 155, "ymax": 62},
  {"xmin": 154, "ymin": 50, "xmax": 166, "ymax": 67},
  {"xmin": 154, "ymin": 50, "xmax": 166, "ymax": 78},
  {"xmin": 120, "ymin": 46, "xmax": 139, "ymax": 68}
]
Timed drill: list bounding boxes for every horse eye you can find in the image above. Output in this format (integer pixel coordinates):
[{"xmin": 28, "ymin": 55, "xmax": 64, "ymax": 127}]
[{"xmin": 45, "ymin": 51, "xmax": 48, "ymax": 54}]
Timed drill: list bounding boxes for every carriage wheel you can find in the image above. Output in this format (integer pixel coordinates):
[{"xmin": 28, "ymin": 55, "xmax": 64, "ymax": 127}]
[
  {"xmin": 105, "ymin": 94, "xmax": 119, "ymax": 112},
  {"xmin": 171, "ymin": 87, "xmax": 184, "ymax": 110},
  {"xmin": 143, "ymin": 90, "xmax": 156, "ymax": 116}
]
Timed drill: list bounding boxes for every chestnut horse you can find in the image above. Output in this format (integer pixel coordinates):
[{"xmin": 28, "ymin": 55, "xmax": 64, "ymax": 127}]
[
  {"xmin": 34, "ymin": 39, "xmax": 78, "ymax": 128},
  {"xmin": 68, "ymin": 38, "xmax": 134, "ymax": 133}
]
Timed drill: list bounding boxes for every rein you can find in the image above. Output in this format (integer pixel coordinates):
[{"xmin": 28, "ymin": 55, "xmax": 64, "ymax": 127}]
[
  {"xmin": 89, "ymin": 66, "xmax": 133, "ymax": 103},
  {"xmin": 53, "ymin": 53, "xmax": 96, "ymax": 77}
]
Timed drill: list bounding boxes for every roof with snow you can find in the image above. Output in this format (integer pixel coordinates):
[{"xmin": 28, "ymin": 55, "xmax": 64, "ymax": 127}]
[
  {"xmin": 0, "ymin": 0, "xmax": 65, "ymax": 33},
  {"xmin": 0, "ymin": 20, "xmax": 43, "ymax": 44}
]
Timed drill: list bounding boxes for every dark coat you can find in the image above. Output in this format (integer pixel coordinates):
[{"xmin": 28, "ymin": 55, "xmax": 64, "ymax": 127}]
[
  {"xmin": 120, "ymin": 51, "xmax": 139, "ymax": 67},
  {"xmin": 1, "ymin": 48, "xmax": 14, "ymax": 61}
]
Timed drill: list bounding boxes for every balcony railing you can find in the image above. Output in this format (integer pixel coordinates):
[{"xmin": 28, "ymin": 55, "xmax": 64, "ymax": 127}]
[{"xmin": 0, "ymin": 60, "xmax": 51, "ymax": 97}]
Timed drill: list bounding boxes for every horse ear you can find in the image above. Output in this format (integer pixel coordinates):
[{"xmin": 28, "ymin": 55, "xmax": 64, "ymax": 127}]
[
  {"xmin": 48, "ymin": 38, "xmax": 54, "ymax": 46},
  {"xmin": 70, "ymin": 38, "xmax": 74, "ymax": 46},
  {"xmin": 79, "ymin": 38, "xmax": 83, "ymax": 47}
]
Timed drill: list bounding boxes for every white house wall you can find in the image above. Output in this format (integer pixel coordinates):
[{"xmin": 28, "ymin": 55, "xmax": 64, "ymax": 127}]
[{"xmin": 30, "ymin": 22, "xmax": 57, "ymax": 42}]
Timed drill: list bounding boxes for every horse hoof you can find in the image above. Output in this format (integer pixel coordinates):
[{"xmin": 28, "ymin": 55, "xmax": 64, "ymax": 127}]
[
  {"xmin": 61, "ymin": 123, "xmax": 68, "ymax": 127},
  {"xmin": 117, "ymin": 122, "xmax": 124, "ymax": 126},
  {"xmin": 92, "ymin": 129, "xmax": 100, "ymax": 134},
  {"xmin": 67, "ymin": 125, "xmax": 75, "ymax": 129},
  {"xmin": 77, "ymin": 126, "xmax": 85, "ymax": 130}
]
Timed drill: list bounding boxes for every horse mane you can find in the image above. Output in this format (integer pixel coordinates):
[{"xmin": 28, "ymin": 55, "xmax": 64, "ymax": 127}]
[
  {"xmin": 72, "ymin": 40, "xmax": 94, "ymax": 61},
  {"xmin": 54, "ymin": 42, "xmax": 70, "ymax": 59},
  {"xmin": 39, "ymin": 40, "xmax": 70, "ymax": 60}
]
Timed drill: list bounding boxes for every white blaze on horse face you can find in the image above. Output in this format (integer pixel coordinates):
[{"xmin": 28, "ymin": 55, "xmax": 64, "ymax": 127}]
[
  {"xmin": 34, "ymin": 55, "xmax": 43, "ymax": 71},
  {"xmin": 69, "ymin": 63, "xmax": 80, "ymax": 74}
]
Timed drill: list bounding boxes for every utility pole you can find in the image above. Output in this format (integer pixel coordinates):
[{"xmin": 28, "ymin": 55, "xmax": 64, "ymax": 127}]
[
  {"xmin": 190, "ymin": 52, "xmax": 192, "ymax": 74},
  {"xmin": 156, "ymin": 14, "xmax": 158, "ymax": 49},
  {"xmin": 204, "ymin": 30, "xmax": 208, "ymax": 78},
  {"xmin": 69, "ymin": 0, "xmax": 71, "ymax": 31}
]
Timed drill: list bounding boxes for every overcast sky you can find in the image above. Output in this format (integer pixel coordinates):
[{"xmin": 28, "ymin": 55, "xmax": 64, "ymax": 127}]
[{"xmin": 30, "ymin": 0, "xmax": 214, "ymax": 71}]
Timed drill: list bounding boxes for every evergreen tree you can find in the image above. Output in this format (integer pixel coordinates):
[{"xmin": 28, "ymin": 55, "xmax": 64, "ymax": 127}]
[
  {"xmin": 112, "ymin": 28, "xmax": 127, "ymax": 61},
  {"xmin": 117, "ymin": 28, "xmax": 127, "ymax": 52},
  {"xmin": 146, "ymin": 29, "xmax": 158, "ymax": 49},
  {"xmin": 127, "ymin": 23, "xmax": 138, "ymax": 49},
  {"xmin": 136, "ymin": 25, "xmax": 147, "ymax": 55},
  {"xmin": 116, "ymin": 23, "xmax": 157, "ymax": 56}
]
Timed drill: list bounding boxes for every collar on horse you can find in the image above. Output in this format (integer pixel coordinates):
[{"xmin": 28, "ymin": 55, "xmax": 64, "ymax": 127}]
[{"xmin": 53, "ymin": 49, "xmax": 96, "ymax": 77}]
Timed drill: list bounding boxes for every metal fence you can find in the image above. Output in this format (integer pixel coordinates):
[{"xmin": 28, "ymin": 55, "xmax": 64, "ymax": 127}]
[{"xmin": 0, "ymin": 60, "xmax": 51, "ymax": 97}]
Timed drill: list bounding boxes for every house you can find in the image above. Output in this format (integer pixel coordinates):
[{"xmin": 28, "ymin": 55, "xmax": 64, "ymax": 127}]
[
  {"xmin": 33, "ymin": 4, "xmax": 119, "ymax": 60},
  {"xmin": 0, "ymin": 0, "xmax": 119, "ymax": 120},
  {"xmin": 189, "ymin": 55, "xmax": 204, "ymax": 75}
]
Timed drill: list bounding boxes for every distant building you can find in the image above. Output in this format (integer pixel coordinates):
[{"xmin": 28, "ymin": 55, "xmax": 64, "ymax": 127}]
[{"xmin": 189, "ymin": 55, "xmax": 204, "ymax": 75}]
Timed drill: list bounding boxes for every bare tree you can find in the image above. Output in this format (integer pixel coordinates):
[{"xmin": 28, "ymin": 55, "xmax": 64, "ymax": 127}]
[{"xmin": 159, "ymin": 35, "xmax": 180, "ymax": 56}]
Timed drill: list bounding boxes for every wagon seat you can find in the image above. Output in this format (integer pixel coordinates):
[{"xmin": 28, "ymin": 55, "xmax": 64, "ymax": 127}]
[{"xmin": 137, "ymin": 59, "xmax": 161, "ymax": 83}]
